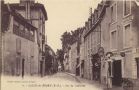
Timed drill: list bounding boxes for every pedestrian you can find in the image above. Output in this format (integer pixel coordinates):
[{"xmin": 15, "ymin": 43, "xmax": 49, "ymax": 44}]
[
  {"xmin": 58, "ymin": 65, "xmax": 62, "ymax": 72},
  {"xmin": 107, "ymin": 59, "xmax": 113, "ymax": 89}
]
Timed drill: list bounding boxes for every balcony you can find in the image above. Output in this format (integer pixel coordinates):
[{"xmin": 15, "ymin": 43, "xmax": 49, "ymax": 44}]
[{"xmin": 13, "ymin": 25, "xmax": 35, "ymax": 42}]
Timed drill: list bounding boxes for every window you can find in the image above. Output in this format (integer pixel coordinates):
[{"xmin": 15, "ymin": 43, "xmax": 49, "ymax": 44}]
[
  {"xmin": 124, "ymin": 0, "xmax": 131, "ymax": 16},
  {"xmin": 16, "ymin": 56, "xmax": 20, "ymax": 76},
  {"xmin": 124, "ymin": 24, "xmax": 131, "ymax": 48},
  {"xmin": 16, "ymin": 38, "xmax": 21, "ymax": 53},
  {"xmin": 111, "ymin": 30, "xmax": 117, "ymax": 50},
  {"xmin": 111, "ymin": 3, "xmax": 117, "ymax": 23}
]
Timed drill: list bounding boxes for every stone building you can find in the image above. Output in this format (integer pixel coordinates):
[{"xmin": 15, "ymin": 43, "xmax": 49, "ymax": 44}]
[
  {"xmin": 1, "ymin": 0, "xmax": 48, "ymax": 77},
  {"xmin": 63, "ymin": 28, "xmax": 84, "ymax": 76},
  {"xmin": 83, "ymin": 6, "xmax": 102, "ymax": 80},
  {"xmin": 8, "ymin": 0, "xmax": 48, "ymax": 76},
  {"xmin": 45, "ymin": 44, "xmax": 58, "ymax": 75},
  {"xmin": 100, "ymin": 0, "xmax": 139, "ymax": 88},
  {"xmin": 68, "ymin": 42, "xmax": 77, "ymax": 74},
  {"xmin": 78, "ymin": 27, "xmax": 85, "ymax": 78},
  {"xmin": 82, "ymin": 0, "xmax": 139, "ymax": 88},
  {"xmin": 2, "ymin": 3, "xmax": 38, "ymax": 76},
  {"xmin": 63, "ymin": 45, "xmax": 70, "ymax": 72}
]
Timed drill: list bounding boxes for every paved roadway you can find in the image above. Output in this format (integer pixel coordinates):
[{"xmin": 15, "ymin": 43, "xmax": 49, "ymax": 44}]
[{"xmin": 1, "ymin": 72, "xmax": 103, "ymax": 90}]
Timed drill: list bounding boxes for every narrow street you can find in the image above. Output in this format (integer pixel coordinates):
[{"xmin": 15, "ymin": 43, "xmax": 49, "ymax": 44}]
[{"xmin": 1, "ymin": 72, "xmax": 104, "ymax": 90}]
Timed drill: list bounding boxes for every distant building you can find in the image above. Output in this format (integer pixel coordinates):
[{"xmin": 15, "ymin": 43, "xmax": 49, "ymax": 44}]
[
  {"xmin": 79, "ymin": 28, "xmax": 85, "ymax": 78},
  {"xmin": 45, "ymin": 44, "xmax": 58, "ymax": 75},
  {"xmin": 65, "ymin": 28, "xmax": 84, "ymax": 76},
  {"xmin": 63, "ymin": 45, "xmax": 70, "ymax": 72},
  {"xmin": 68, "ymin": 42, "xmax": 77, "ymax": 74}
]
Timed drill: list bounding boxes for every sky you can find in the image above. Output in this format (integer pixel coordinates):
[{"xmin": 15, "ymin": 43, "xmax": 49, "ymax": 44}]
[{"xmin": 5, "ymin": 0, "xmax": 101, "ymax": 52}]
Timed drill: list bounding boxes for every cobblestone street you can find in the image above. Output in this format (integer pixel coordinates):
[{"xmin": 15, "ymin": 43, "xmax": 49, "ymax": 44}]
[{"xmin": 1, "ymin": 72, "xmax": 104, "ymax": 90}]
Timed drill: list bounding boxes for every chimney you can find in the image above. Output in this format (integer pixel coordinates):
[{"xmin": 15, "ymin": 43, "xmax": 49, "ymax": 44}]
[{"xmin": 89, "ymin": 7, "xmax": 92, "ymax": 17}]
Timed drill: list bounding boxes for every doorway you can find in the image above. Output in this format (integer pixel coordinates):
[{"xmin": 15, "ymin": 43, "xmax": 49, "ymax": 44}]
[
  {"xmin": 112, "ymin": 60, "xmax": 122, "ymax": 86},
  {"xmin": 22, "ymin": 59, "xmax": 25, "ymax": 78},
  {"xmin": 81, "ymin": 60, "xmax": 84, "ymax": 77},
  {"xmin": 76, "ymin": 58, "xmax": 80, "ymax": 76},
  {"xmin": 40, "ymin": 61, "xmax": 43, "ymax": 77}
]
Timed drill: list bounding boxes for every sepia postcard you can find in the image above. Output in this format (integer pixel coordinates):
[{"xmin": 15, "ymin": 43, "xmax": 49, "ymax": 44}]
[{"xmin": 0, "ymin": 0, "xmax": 139, "ymax": 90}]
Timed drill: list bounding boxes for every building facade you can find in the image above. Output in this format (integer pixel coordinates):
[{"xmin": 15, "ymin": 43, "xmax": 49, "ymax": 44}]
[
  {"xmin": 100, "ymin": 0, "xmax": 139, "ymax": 87},
  {"xmin": 1, "ymin": 0, "xmax": 48, "ymax": 77},
  {"xmin": 45, "ymin": 44, "xmax": 58, "ymax": 75},
  {"xmin": 68, "ymin": 42, "xmax": 77, "ymax": 74},
  {"xmin": 83, "ymin": 5, "xmax": 102, "ymax": 80},
  {"xmin": 8, "ymin": 0, "xmax": 48, "ymax": 77},
  {"xmin": 63, "ymin": 45, "xmax": 70, "ymax": 72},
  {"xmin": 78, "ymin": 28, "xmax": 85, "ymax": 78},
  {"xmin": 2, "ymin": 3, "xmax": 38, "ymax": 76},
  {"xmin": 81, "ymin": 0, "xmax": 139, "ymax": 88}
]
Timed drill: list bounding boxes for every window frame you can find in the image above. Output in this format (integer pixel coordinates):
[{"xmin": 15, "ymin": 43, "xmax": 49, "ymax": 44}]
[
  {"xmin": 110, "ymin": 1, "xmax": 117, "ymax": 24},
  {"xmin": 16, "ymin": 38, "xmax": 21, "ymax": 53},
  {"xmin": 123, "ymin": 0, "xmax": 131, "ymax": 17},
  {"xmin": 110, "ymin": 29, "xmax": 117, "ymax": 51},
  {"xmin": 123, "ymin": 23, "xmax": 132, "ymax": 49}
]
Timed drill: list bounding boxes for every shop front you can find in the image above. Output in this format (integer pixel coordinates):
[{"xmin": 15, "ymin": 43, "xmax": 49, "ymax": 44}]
[{"xmin": 101, "ymin": 52, "xmax": 124, "ymax": 88}]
